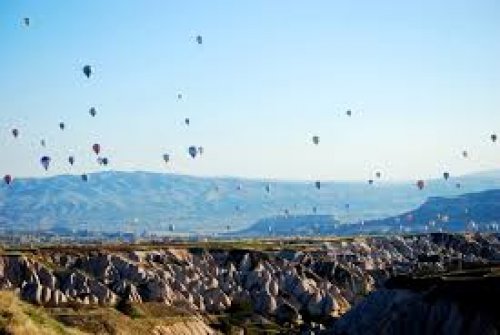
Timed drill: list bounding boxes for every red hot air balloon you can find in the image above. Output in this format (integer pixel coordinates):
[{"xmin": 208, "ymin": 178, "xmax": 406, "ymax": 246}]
[
  {"xmin": 416, "ymin": 180, "xmax": 425, "ymax": 190},
  {"xmin": 92, "ymin": 144, "xmax": 101, "ymax": 155},
  {"xmin": 4, "ymin": 175, "xmax": 12, "ymax": 185}
]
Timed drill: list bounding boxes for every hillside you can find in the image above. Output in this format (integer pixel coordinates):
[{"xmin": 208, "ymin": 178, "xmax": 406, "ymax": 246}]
[{"xmin": 1, "ymin": 170, "xmax": 500, "ymax": 235}]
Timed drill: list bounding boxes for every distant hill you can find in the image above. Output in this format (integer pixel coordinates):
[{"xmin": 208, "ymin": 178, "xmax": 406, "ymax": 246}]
[
  {"xmin": 1, "ymin": 170, "xmax": 500, "ymax": 235},
  {"xmin": 234, "ymin": 189, "xmax": 500, "ymax": 237}
]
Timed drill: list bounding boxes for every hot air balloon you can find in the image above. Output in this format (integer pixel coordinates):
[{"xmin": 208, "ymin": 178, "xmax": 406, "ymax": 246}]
[
  {"xmin": 346, "ymin": 110, "xmax": 352, "ymax": 116},
  {"xmin": 59, "ymin": 122, "xmax": 65, "ymax": 130},
  {"xmin": 491, "ymin": 134, "xmax": 497, "ymax": 142},
  {"xmin": 315, "ymin": 181, "xmax": 321, "ymax": 190},
  {"xmin": 81, "ymin": 174, "xmax": 88, "ymax": 182},
  {"xmin": 83, "ymin": 65, "xmax": 92, "ymax": 78},
  {"xmin": 198, "ymin": 146, "xmax": 204, "ymax": 155},
  {"xmin": 40, "ymin": 156, "xmax": 51, "ymax": 171},
  {"xmin": 23, "ymin": 17, "xmax": 30, "ymax": 26},
  {"xmin": 184, "ymin": 118, "xmax": 190, "ymax": 126},
  {"xmin": 40, "ymin": 139, "xmax": 46, "ymax": 147},
  {"xmin": 462, "ymin": 150, "xmax": 468, "ymax": 158},
  {"xmin": 188, "ymin": 146, "xmax": 197, "ymax": 158},
  {"xmin": 416, "ymin": 180, "xmax": 425, "ymax": 190},
  {"xmin": 368, "ymin": 179, "xmax": 374, "ymax": 185},
  {"xmin": 265, "ymin": 184, "xmax": 270, "ymax": 193},
  {"xmin": 89, "ymin": 107, "xmax": 97, "ymax": 117},
  {"xmin": 163, "ymin": 154, "xmax": 170, "ymax": 164},
  {"xmin": 375, "ymin": 171, "xmax": 381, "ymax": 179},
  {"xmin": 312, "ymin": 135, "xmax": 319, "ymax": 145},
  {"xmin": 98, "ymin": 157, "xmax": 109, "ymax": 166},
  {"xmin": 11, "ymin": 129, "xmax": 19, "ymax": 138},
  {"xmin": 3, "ymin": 175, "xmax": 12, "ymax": 185},
  {"xmin": 92, "ymin": 143, "xmax": 100, "ymax": 155},
  {"xmin": 68, "ymin": 156, "xmax": 75, "ymax": 166},
  {"xmin": 443, "ymin": 172, "xmax": 450, "ymax": 180},
  {"xmin": 196, "ymin": 35, "xmax": 203, "ymax": 44},
  {"xmin": 177, "ymin": 93, "xmax": 183, "ymax": 100}
]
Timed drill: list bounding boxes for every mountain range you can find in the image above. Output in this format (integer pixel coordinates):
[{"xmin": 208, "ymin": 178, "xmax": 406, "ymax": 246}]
[{"xmin": 2, "ymin": 170, "xmax": 500, "ymax": 235}]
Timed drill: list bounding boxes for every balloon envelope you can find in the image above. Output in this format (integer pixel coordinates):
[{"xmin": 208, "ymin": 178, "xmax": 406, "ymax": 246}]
[
  {"xmin": 188, "ymin": 146, "xmax": 197, "ymax": 158},
  {"xmin": 92, "ymin": 144, "xmax": 101, "ymax": 155},
  {"xmin": 40, "ymin": 156, "xmax": 51, "ymax": 170},
  {"xmin": 443, "ymin": 172, "xmax": 450, "ymax": 180},
  {"xmin": 416, "ymin": 180, "xmax": 425, "ymax": 190},
  {"xmin": 12, "ymin": 129, "xmax": 19, "ymax": 138},
  {"xmin": 68, "ymin": 156, "xmax": 75, "ymax": 166},
  {"xmin": 196, "ymin": 35, "xmax": 203, "ymax": 44},
  {"xmin": 315, "ymin": 181, "xmax": 321, "ymax": 190},
  {"xmin": 83, "ymin": 65, "xmax": 92, "ymax": 78},
  {"xmin": 3, "ymin": 175, "xmax": 12, "ymax": 185},
  {"xmin": 312, "ymin": 136, "xmax": 319, "ymax": 145},
  {"xmin": 89, "ymin": 107, "xmax": 97, "ymax": 117},
  {"xmin": 81, "ymin": 174, "xmax": 88, "ymax": 182}
]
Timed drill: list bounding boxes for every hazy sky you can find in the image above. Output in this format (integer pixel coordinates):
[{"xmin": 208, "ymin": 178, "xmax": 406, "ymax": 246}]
[{"xmin": 1, "ymin": 0, "xmax": 499, "ymax": 181}]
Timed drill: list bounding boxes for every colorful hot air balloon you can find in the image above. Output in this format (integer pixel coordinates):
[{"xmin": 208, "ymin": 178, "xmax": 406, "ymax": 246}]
[
  {"xmin": 188, "ymin": 146, "xmax": 197, "ymax": 158},
  {"xmin": 92, "ymin": 143, "xmax": 100, "ymax": 155},
  {"xmin": 68, "ymin": 156, "xmax": 75, "ymax": 166},
  {"xmin": 491, "ymin": 134, "xmax": 497, "ymax": 142},
  {"xmin": 315, "ymin": 181, "xmax": 321, "ymax": 190},
  {"xmin": 312, "ymin": 136, "xmax": 319, "ymax": 145},
  {"xmin": 83, "ymin": 65, "xmax": 92, "ymax": 78},
  {"xmin": 3, "ymin": 175, "xmax": 12, "ymax": 185},
  {"xmin": 11, "ymin": 129, "xmax": 19, "ymax": 138},
  {"xmin": 416, "ymin": 180, "xmax": 425, "ymax": 190},
  {"xmin": 89, "ymin": 107, "xmax": 97, "ymax": 117},
  {"xmin": 40, "ymin": 156, "xmax": 51, "ymax": 171},
  {"xmin": 196, "ymin": 35, "xmax": 203, "ymax": 44},
  {"xmin": 443, "ymin": 172, "xmax": 450, "ymax": 180}
]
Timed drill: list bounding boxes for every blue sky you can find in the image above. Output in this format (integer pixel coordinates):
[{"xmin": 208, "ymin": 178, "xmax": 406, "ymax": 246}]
[{"xmin": 1, "ymin": 0, "xmax": 499, "ymax": 181}]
